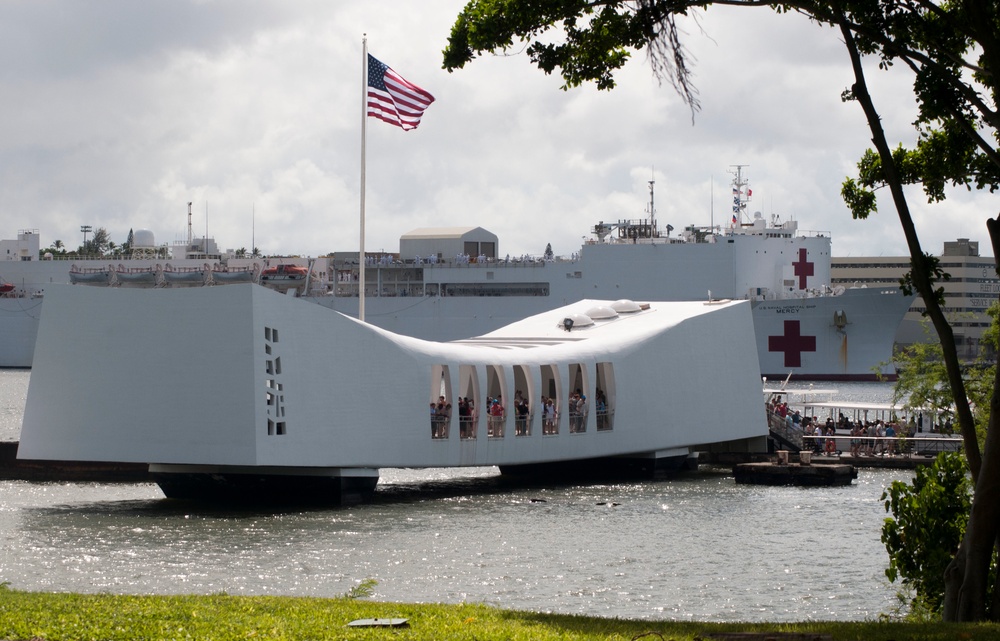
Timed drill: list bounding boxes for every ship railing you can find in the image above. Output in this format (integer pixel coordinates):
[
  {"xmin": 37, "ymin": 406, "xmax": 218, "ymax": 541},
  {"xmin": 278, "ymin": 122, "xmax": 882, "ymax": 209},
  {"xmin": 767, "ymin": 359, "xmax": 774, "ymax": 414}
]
[
  {"xmin": 453, "ymin": 258, "xmax": 549, "ymax": 267},
  {"xmin": 803, "ymin": 434, "xmax": 963, "ymax": 456},
  {"xmin": 794, "ymin": 230, "xmax": 832, "ymax": 239},
  {"xmin": 333, "ymin": 256, "xmax": 564, "ymax": 270},
  {"xmin": 725, "ymin": 227, "xmax": 831, "ymax": 240},
  {"xmin": 45, "ymin": 252, "xmax": 178, "ymax": 261}
]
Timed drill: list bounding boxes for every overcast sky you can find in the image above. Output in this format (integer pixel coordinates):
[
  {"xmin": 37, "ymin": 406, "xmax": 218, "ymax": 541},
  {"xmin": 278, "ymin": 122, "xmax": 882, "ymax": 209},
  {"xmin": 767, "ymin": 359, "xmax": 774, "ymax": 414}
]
[{"xmin": 0, "ymin": 1, "xmax": 992, "ymax": 260}]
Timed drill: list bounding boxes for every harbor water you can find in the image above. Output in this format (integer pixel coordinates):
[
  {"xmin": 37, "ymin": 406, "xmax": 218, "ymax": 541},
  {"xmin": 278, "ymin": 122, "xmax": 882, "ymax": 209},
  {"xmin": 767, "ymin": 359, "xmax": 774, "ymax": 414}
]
[{"xmin": 1, "ymin": 370, "xmax": 913, "ymax": 622}]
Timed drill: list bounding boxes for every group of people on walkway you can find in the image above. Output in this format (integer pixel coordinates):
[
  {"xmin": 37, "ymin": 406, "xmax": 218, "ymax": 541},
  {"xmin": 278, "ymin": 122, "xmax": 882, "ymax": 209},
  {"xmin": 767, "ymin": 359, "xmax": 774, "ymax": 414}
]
[
  {"xmin": 432, "ymin": 393, "xmax": 525, "ymax": 439},
  {"xmin": 431, "ymin": 388, "xmax": 612, "ymax": 439},
  {"xmin": 767, "ymin": 395, "xmax": 925, "ymax": 457},
  {"xmin": 844, "ymin": 415, "xmax": 915, "ymax": 457},
  {"xmin": 568, "ymin": 390, "xmax": 588, "ymax": 433}
]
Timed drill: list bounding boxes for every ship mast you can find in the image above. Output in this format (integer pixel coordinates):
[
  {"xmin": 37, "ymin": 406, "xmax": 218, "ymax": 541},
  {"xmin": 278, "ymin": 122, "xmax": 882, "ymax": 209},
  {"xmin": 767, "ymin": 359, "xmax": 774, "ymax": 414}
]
[
  {"xmin": 187, "ymin": 202, "xmax": 193, "ymax": 248},
  {"xmin": 646, "ymin": 178, "xmax": 656, "ymax": 234},
  {"xmin": 729, "ymin": 164, "xmax": 750, "ymax": 227}
]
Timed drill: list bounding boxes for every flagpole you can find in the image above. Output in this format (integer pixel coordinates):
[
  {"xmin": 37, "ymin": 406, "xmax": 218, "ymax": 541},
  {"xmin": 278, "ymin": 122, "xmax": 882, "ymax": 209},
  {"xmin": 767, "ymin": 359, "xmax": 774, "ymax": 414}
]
[{"xmin": 359, "ymin": 35, "xmax": 368, "ymax": 322}]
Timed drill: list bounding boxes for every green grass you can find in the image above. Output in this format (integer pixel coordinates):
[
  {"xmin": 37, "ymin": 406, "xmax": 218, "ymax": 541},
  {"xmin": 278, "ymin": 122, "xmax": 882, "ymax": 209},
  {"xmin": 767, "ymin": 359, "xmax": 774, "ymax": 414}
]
[{"xmin": 0, "ymin": 585, "xmax": 998, "ymax": 641}]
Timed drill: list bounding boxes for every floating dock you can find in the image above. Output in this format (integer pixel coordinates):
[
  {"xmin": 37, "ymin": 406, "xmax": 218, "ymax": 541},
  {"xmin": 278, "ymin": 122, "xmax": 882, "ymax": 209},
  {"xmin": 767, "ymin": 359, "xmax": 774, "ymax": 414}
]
[{"xmin": 734, "ymin": 452, "xmax": 856, "ymax": 486}]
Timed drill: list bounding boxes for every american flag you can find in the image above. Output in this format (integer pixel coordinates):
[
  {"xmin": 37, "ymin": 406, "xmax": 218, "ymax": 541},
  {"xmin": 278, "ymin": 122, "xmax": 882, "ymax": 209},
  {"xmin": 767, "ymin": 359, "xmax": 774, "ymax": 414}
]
[{"xmin": 367, "ymin": 54, "xmax": 435, "ymax": 131}]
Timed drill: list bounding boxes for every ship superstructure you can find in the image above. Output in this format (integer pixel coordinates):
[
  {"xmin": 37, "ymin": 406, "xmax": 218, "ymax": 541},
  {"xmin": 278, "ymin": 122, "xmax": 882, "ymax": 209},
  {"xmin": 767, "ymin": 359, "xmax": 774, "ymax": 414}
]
[{"xmin": 0, "ymin": 168, "xmax": 912, "ymax": 379}]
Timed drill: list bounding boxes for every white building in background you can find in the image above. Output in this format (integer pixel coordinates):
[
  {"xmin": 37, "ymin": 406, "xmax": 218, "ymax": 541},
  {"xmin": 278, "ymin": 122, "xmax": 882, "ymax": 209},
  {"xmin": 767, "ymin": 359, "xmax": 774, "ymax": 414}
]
[
  {"xmin": 399, "ymin": 226, "xmax": 498, "ymax": 262},
  {"xmin": 832, "ymin": 239, "xmax": 997, "ymax": 361}
]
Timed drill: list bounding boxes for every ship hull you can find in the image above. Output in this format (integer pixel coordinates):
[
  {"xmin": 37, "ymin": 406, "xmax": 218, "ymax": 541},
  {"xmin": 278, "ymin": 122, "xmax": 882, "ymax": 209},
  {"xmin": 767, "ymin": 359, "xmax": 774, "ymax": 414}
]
[
  {"xmin": 751, "ymin": 288, "xmax": 911, "ymax": 381},
  {"xmin": 0, "ymin": 284, "xmax": 909, "ymax": 380}
]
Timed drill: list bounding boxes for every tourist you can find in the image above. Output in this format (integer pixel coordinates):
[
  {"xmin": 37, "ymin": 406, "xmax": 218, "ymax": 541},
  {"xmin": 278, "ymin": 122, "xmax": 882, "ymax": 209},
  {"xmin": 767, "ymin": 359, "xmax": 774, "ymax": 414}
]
[
  {"xmin": 811, "ymin": 424, "xmax": 824, "ymax": 454},
  {"xmin": 442, "ymin": 403, "xmax": 452, "ymax": 437},
  {"xmin": 433, "ymin": 402, "xmax": 447, "ymax": 438},
  {"xmin": 457, "ymin": 398, "xmax": 468, "ymax": 438},
  {"xmin": 577, "ymin": 394, "xmax": 588, "ymax": 432},
  {"xmin": 489, "ymin": 398, "xmax": 504, "ymax": 437},
  {"xmin": 596, "ymin": 391, "xmax": 608, "ymax": 430},
  {"xmin": 885, "ymin": 421, "xmax": 896, "ymax": 456},
  {"xmin": 544, "ymin": 397, "xmax": 557, "ymax": 434},
  {"xmin": 515, "ymin": 393, "xmax": 529, "ymax": 436}
]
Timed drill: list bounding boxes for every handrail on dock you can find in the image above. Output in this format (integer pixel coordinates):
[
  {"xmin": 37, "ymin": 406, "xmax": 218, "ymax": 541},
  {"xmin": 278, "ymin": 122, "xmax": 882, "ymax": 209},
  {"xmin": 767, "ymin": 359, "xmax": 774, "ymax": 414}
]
[{"xmin": 801, "ymin": 434, "xmax": 962, "ymax": 457}]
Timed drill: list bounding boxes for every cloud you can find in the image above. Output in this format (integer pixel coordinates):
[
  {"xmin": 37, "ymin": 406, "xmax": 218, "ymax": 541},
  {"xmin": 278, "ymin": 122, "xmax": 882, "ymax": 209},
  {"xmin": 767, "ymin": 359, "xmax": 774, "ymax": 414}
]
[{"xmin": 0, "ymin": 1, "xmax": 991, "ymax": 262}]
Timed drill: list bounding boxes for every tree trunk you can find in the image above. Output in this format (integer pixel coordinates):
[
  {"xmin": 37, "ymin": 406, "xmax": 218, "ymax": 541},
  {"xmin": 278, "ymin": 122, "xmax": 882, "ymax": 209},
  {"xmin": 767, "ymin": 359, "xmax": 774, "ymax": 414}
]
[
  {"xmin": 943, "ymin": 218, "xmax": 1000, "ymax": 621},
  {"xmin": 942, "ymin": 545, "xmax": 966, "ymax": 619},
  {"xmin": 947, "ymin": 217, "xmax": 1000, "ymax": 621},
  {"xmin": 837, "ymin": 18, "xmax": 981, "ymax": 478},
  {"xmin": 838, "ymin": 17, "xmax": 996, "ymax": 620},
  {"xmin": 950, "ymin": 361, "xmax": 1000, "ymax": 620}
]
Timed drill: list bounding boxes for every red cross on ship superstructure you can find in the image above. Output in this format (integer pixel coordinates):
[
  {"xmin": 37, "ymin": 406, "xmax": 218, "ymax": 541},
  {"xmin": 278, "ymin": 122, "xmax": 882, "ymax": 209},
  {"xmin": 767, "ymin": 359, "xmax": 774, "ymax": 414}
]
[
  {"xmin": 768, "ymin": 320, "xmax": 817, "ymax": 368},
  {"xmin": 792, "ymin": 248, "xmax": 814, "ymax": 290}
]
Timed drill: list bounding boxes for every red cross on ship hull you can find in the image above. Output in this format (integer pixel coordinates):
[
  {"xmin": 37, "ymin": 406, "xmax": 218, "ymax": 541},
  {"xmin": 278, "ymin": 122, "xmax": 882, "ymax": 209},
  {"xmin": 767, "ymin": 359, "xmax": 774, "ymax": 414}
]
[{"xmin": 768, "ymin": 319, "xmax": 817, "ymax": 368}]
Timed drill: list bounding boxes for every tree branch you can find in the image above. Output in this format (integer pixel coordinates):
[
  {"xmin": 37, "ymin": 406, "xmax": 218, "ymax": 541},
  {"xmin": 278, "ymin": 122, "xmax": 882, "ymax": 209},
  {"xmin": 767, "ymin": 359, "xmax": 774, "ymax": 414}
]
[{"xmin": 837, "ymin": 10, "xmax": 983, "ymax": 481}]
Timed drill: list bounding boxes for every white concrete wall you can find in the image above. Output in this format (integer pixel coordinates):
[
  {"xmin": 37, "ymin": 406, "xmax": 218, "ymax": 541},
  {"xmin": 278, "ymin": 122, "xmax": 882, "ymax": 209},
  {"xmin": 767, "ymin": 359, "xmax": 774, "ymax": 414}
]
[{"xmin": 20, "ymin": 286, "xmax": 766, "ymax": 470}]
